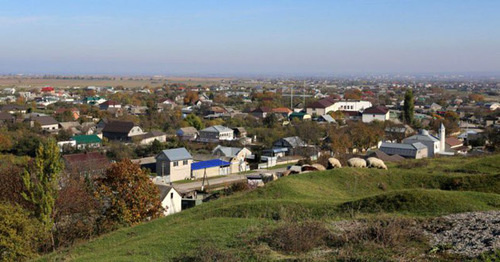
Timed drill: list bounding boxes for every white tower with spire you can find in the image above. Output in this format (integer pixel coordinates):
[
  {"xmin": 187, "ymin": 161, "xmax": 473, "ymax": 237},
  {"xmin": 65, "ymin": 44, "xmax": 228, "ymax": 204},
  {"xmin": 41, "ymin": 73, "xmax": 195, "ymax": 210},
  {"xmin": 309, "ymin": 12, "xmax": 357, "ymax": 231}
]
[{"xmin": 439, "ymin": 123, "xmax": 446, "ymax": 152}]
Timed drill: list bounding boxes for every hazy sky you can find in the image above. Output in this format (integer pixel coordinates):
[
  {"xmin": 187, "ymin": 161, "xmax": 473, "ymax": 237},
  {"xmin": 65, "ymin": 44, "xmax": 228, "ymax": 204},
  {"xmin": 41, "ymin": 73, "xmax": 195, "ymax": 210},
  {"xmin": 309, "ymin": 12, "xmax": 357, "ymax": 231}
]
[{"xmin": 1, "ymin": 0, "xmax": 499, "ymax": 75}]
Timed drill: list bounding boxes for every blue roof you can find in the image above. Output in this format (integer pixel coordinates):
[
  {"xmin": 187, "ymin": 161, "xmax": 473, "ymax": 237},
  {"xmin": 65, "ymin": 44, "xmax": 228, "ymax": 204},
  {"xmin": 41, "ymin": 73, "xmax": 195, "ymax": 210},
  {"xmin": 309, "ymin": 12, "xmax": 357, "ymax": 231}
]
[{"xmin": 191, "ymin": 159, "xmax": 231, "ymax": 170}]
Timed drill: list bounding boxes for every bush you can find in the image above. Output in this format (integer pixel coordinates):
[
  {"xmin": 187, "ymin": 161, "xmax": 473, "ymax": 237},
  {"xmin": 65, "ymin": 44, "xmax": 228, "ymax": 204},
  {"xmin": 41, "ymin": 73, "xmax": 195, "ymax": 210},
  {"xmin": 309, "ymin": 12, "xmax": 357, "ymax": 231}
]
[
  {"xmin": 0, "ymin": 204, "xmax": 44, "ymax": 262},
  {"xmin": 261, "ymin": 221, "xmax": 329, "ymax": 253}
]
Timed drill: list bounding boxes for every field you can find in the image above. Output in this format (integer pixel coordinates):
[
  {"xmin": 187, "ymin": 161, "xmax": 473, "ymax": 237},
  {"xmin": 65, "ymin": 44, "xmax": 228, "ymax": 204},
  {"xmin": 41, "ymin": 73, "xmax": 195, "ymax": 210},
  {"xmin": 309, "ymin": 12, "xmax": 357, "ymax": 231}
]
[
  {"xmin": 0, "ymin": 76, "xmax": 229, "ymax": 89},
  {"xmin": 41, "ymin": 154, "xmax": 500, "ymax": 261}
]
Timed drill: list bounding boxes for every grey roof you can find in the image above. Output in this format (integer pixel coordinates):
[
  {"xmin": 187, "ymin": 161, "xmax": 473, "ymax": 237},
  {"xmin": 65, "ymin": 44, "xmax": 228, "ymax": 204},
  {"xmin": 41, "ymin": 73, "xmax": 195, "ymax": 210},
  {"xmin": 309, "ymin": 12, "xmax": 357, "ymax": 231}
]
[
  {"xmin": 201, "ymin": 125, "xmax": 233, "ymax": 133},
  {"xmin": 212, "ymin": 145, "xmax": 242, "ymax": 157},
  {"xmin": 404, "ymin": 130, "xmax": 439, "ymax": 142},
  {"xmin": 380, "ymin": 142, "xmax": 426, "ymax": 150},
  {"xmin": 158, "ymin": 147, "xmax": 192, "ymax": 161},
  {"xmin": 379, "ymin": 142, "xmax": 427, "ymax": 158},
  {"xmin": 177, "ymin": 126, "xmax": 198, "ymax": 135},
  {"xmin": 282, "ymin": 136, "xmax": 307, "ymax": 147},
  {"xmin": 319, "ymin": 114, "xmax": 336, "ymax": 123},
  {"xmin": 32, "ymin": 116, "xmax": 59, "ymax": 126},
  {"xmin": 142, "ymin": 130, "xmax": 166, "ymax": 139},
  {"xmin": 156, "ymin": 184, "xmax": 178, "ymax": 200}
]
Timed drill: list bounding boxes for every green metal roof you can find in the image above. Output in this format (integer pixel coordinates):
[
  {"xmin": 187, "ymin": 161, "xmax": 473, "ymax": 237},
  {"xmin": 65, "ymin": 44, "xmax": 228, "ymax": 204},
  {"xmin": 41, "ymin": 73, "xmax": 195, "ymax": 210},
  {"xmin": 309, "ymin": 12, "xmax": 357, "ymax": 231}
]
[{"xmin": 71, "ymin": 135, "xmax": 102, "ymax": 144}]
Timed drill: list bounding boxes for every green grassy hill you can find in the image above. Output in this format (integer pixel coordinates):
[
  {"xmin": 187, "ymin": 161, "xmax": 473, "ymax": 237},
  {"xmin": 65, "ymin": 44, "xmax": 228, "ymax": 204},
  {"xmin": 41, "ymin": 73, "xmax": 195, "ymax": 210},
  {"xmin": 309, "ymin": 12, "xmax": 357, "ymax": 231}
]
[{"xmin": 42, "ymin": 155, "xmax": 500, "ymax": 261}]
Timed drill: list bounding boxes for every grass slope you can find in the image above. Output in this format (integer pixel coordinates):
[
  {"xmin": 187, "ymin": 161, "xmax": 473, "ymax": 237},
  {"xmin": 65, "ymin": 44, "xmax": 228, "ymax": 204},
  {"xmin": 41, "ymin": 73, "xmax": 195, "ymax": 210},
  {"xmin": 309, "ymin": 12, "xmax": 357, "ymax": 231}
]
[{"xmin": 42, "ymin": 155, "xmax": 500, "ymax": 261}]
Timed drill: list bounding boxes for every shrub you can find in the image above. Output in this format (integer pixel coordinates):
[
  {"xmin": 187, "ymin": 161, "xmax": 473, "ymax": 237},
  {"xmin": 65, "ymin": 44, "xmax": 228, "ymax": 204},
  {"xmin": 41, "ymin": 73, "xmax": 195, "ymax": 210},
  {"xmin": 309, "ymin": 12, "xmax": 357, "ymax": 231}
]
[
  {"xmin": 261, "ymin": 221, "xmax": 329, "ymax": 253},
  {"xmin": 0, "ymin": 204, "xmax": 44, "ymax": 262}
]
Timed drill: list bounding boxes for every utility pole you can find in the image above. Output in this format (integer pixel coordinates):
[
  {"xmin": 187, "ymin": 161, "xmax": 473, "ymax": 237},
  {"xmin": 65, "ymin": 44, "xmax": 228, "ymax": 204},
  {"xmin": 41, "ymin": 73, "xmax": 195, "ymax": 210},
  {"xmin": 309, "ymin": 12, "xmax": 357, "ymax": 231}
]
[{"xmin": 290, "ymin": 85, "xmax": 293, "ymax": 110}]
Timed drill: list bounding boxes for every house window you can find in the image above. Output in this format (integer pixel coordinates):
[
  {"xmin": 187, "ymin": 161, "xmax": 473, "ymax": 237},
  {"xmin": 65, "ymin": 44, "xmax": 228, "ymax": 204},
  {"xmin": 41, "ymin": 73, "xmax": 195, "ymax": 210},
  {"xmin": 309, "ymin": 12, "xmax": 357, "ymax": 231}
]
[
  {"xmin": 173, "ymin": 161, "xmax": 178, "ymax": 167},
  {"xmin": 170, "ymin": 192, "xmax": 173, "ymax": 199},
  {"xmin": 183, "ymin": 160, "xmax": 188, "ymax": 165}
]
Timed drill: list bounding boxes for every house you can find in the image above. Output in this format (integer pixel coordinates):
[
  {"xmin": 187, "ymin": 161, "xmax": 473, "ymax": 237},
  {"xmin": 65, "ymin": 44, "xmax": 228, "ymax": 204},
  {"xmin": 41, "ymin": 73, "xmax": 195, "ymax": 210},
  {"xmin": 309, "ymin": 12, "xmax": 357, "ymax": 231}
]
[
  {"xmin": 385, "ymin": 124, "xmax": 415, "ymax": 142},
  {"xmin": 41, "ymin": 86, "xmax": 55, "ymax": 93},
  {"xmin": 366, "ymin": 150, "xmax": 405, "ymax": 162},
  {"xmin": 156, "ymin": 185, "xmax": 182, "ymax": 216},
  {"xmin": 379, "ymin": 142, "xmax": 428, "ymax": 159},
  {"xmin": 55, "ymin": 107, "xmax": 80, "ymax": 120},
  {"xmin": 158, "ymin": 98, "xmax": 175, "ymax": 110},
  {"xmin": 271, "ymin": 136, "xmax": 316, "ymax": 157},
  {"xmin": 0, "ymin": 104, "xmax": 26, "ymax": 114},
  {"xmin": 306, "ymin": 97, "xmax": 336, "ymax": 116},
  {"xmin": 250, "ymin": 107, "xmax": 272, "ymax": 119},
  {"xmin": 62, "ymin": 152, "xmax": 109, "ymax": 177},
  {"xmin": 176, "ymin": 127, "xmax": 199, "ymax": 141},
  {"xmin": 272, "ymin": 107, "xmax": 293, "ymax": 118},
  {"xmin": 0, "ymin": 112, "xmax": 15, "ymax": 125},
  {"xmin": 139, "ymin": 130, "xmax": 167, "ymax": 145},
  {"xmin": 403, "ymin": 129, "xmax": 442, "ymax": 157},
  {"xmin": 82, "ymin": 96, "xmax": 106, "ymax": 105},
  {"xmin": 191, "ymin": 159, "xmax": 231, "ymax": 180},
  {"xmin": 232, "ymin": 127, "xmax": 247, "ymax": 138},
  {"xmin": 483, "ymin": 102, "xmax": 499, "ymax": 111},
  {"xmin": 102, "ymin": 120, "xmax": 144, "ymax": 141},
  {"xmin": 331, "ymin": 100, "xmax": 372, "ymax": 112},
  {"xmin": 212, "ymin": 145, "xmax": 252, "ymax": 173},
  {"xmin": 445, "ymin": 137, "xmax": 464, "ymax": 151},
  {"xmin": 71, "ymin": 134, "xmax": 102, "ymax": 150},
  {"xmin": 30, "ymin": 116, "xmax": 59, "ymax": 132},
  {"xmin": 198, "ymin": 125, "xmax": 234, "ymax": 142},
  {"xmin": 156, "ymin": 148, "xmax": 193, "ymax": 182},
  {"xmin": 429, "ymin": 103, "xmax": 443, "ymax": 112},
  {"xmin": 317, "ymin": 114, "xmax": 336, "ymax": 123},
  {"xmin": 362, "ymin": 106, "xmax": 390, "ymax": 123},
  {"xmin": 289, "ymin": 111, "xmax": 311, "ymax": 121},
  {"xmin": 99, "ymin": 100, "xmax": 121, "ymax": 110},
  {"xmin": 59, "ymin": 121, "xmax": 82, "ymax": 134}
]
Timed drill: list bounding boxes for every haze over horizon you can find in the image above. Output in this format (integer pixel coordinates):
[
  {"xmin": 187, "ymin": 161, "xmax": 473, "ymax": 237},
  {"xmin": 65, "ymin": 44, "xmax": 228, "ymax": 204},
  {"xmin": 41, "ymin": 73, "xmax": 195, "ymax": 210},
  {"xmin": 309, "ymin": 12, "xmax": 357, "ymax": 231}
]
[{"xmin": 1, "ymin": 0, "xmax": 499, "ymax": 76}]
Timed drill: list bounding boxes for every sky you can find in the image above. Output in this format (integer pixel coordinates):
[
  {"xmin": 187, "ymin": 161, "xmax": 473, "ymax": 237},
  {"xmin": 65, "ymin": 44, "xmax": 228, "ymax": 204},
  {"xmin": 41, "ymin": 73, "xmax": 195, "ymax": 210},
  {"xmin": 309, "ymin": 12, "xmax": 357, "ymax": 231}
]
[{"xmin": 0, "ymin": 0, "xmax": 499, "ymax": 76}]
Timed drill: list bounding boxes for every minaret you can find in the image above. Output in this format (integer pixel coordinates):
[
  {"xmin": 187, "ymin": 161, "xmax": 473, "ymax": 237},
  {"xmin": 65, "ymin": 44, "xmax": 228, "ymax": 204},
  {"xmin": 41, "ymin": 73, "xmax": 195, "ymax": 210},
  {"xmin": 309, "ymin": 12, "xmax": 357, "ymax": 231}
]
[{"xmin": 439, "ymin": 123, "xmax": 446, "ymax": 152}]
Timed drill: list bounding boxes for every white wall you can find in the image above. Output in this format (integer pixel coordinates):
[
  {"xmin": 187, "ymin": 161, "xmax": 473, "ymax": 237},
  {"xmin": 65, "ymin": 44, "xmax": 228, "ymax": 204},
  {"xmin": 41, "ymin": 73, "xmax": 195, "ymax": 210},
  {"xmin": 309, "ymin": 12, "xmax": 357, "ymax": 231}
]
[
  {"xmin": 161, "ymin": 188, "xmax": 182, "ymax": 216},
  {"xmin": 332, "ymin": 101, "xmax": 372, "ymax": 112},
  {"xmin": 362, "ymin": 112, "xmax": 389, "ymax": 123}
]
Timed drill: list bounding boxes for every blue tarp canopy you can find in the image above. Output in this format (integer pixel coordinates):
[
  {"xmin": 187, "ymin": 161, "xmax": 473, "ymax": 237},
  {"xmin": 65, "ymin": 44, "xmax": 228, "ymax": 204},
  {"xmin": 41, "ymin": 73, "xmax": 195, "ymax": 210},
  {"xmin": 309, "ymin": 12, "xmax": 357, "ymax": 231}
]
[{"xmin": 191, "ymin": 159, "xmax": 231, "ymax": 170}]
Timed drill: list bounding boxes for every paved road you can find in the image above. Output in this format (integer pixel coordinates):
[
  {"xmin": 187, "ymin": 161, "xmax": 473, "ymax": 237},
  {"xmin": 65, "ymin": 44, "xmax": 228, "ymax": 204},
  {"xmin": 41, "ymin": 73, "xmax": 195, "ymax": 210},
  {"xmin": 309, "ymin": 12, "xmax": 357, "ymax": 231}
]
[{"xmin": 173, "ymin": 167, "xmax": 289, "ymax": 193}]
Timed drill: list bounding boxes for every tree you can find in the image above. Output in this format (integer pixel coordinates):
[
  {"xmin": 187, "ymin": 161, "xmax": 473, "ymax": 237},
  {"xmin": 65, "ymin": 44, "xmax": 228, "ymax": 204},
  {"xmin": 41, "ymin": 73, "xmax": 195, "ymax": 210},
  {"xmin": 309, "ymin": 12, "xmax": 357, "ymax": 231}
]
[
  {"xmin": 21, "ymin": 139, "xmax": 63, "ymax": 249},
  {"xmin": 263, "ymin": 113, "xmax": 279, "ymax": 128},
  {"xmin": 183, "ymin": 114, "xmax": 204, "ymax": 130},
  {"xmin": 403, "ymin": 89, "xmax": 414, "ymax": 125},
  {"xmin": 344, "ymin": 89, "xmax": 362, "ymax": 100},
  {"xmin": 94, "ymin": 160, "xmax": 162, "ymax": 231},
  {"xmin": 183, "ymin": 91, "xmax": 199, "ymax": 105},
  {"xmin": 53, "ymin": 176, "xmax": 98, "ymax": 248},
  {"xmin": 0, "ymin": 203, "xmax": 44, "ymax": 262}
]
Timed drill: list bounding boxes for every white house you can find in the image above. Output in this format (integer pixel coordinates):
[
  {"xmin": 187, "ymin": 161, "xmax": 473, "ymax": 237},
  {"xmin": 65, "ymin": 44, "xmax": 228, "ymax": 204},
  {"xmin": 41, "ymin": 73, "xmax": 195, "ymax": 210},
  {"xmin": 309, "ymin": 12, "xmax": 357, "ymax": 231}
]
[
  {"xmin": 362, "ymin": 106, "xmax": 390, "ymax": 123},
  {"xmin": 332, "ymin": 100, "xmax": 372, "ymax": 112},
  {"xmin": 156, "ymin": 185, "xmax": 182, "ymax": 216},
  {"xmin": 402, "ymin": 126, "xmax": 446, "ymax": 157},
  {"xmin": 198, "ymin": 125, "xmax": 234, "ymax": 142}
]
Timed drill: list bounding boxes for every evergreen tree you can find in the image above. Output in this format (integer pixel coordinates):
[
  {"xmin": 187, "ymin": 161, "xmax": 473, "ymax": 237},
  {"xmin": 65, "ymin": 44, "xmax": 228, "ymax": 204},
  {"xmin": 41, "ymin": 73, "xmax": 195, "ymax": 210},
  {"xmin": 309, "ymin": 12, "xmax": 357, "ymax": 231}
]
[{"xmin": 403, "ymin": 89, "xmax": 414, "ymax": 125}]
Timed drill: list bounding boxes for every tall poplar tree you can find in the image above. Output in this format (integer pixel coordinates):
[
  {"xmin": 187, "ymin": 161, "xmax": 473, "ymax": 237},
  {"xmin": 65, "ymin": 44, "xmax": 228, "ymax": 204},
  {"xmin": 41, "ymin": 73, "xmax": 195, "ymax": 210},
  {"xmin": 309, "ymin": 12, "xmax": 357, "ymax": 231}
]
[
  {"xmin": 403, "ymin": 89, "xmax": 415, "ymax": 125},
  {"xmin": 21, "ymin": 139, "xmax": 63, "ymax": 248}
]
